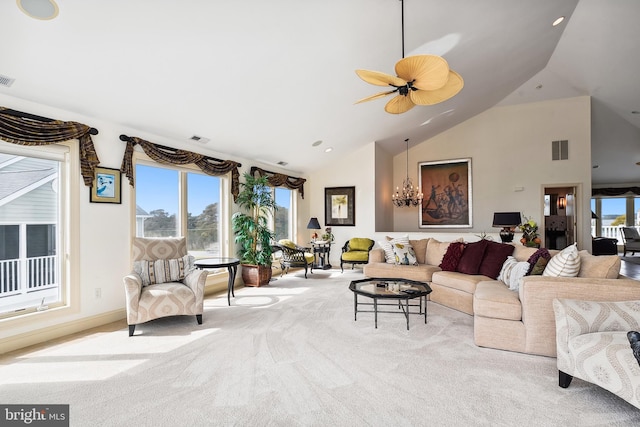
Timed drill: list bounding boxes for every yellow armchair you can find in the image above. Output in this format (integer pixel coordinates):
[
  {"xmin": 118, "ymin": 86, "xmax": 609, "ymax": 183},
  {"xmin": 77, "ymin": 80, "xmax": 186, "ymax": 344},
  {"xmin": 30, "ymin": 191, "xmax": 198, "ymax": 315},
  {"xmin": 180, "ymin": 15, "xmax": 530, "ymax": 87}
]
[{"xmin": 340, "ymin": 238, "xmax": 374, "ymax": 272}]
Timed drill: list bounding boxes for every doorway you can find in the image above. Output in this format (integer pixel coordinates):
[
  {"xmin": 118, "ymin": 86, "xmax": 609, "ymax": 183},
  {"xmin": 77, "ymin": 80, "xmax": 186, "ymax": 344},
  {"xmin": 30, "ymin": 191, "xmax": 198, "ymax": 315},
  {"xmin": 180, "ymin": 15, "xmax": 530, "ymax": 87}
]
[{"xmin": 543, "ymin": 185, "xmax": 578, "ymax": 250}]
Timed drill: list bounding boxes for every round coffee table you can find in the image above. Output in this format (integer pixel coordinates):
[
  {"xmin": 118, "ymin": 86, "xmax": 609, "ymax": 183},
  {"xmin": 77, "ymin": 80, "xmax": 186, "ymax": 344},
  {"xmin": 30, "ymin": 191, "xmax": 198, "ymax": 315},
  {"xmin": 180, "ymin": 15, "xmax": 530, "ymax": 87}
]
[
  {"xmin": 349, "ymin": 277, "xmax": 432, "ymax": 330},
  {"xmin": 194, "ymin": 257, "xmax": 240, "ymax": 306}
]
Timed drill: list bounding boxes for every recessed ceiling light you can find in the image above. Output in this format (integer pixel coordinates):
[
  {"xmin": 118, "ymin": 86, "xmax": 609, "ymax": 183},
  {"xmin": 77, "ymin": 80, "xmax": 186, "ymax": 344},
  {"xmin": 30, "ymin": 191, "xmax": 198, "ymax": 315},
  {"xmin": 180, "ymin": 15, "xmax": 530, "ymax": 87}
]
[
  {"xmin": 535, "ymin": 84, "xmax": 543, "ymax": 90},
  {"xmin": 312, "ymin": 140, "xmax": 323, "ymax": 147},
  {"xmin": 17, "ymin": 0, "xmax": 59, "ymax": 20},
  {"xmin": 552, "ymin": 16, "xmax": 565, "ymax": 27},
  {"xmin": 324, "ymin": 147, "xmax": 333, "ymax": 153}
]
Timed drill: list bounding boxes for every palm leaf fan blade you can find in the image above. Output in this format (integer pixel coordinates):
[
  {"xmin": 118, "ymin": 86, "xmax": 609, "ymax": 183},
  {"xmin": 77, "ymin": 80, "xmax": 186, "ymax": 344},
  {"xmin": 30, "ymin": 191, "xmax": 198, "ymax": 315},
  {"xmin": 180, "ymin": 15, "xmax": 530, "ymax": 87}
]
[
  {"xmin": 396, "ymin": 55, "xmax": 450, "ymax": 91},
  {"xmin": 385, "ymin": 95, "xmax": 415, "ymax": 114},
  {"xmin": 355, "ymin": 69, "xmax": 406, "ymax": 87},
  {"xmin": 355, "ymin": 90, "xmax": 397, "ymax": 104},
  {"xmin": 410, "ymin": 70, "xmax": 464, "ymax": 106}
]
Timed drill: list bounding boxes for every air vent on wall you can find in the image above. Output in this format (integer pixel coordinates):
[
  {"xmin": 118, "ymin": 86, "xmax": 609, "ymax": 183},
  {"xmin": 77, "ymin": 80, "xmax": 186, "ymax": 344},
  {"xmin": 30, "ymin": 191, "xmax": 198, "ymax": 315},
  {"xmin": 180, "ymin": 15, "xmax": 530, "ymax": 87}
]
[
  {"xmin": 552, "ymin": 140, "xmax": 568, "ymax": 160},
  {"xmin": 189, "ymin": 135, "xmax": 209, "ymax": 144},
  {"xmin": 277, "ymin": 161, "xmax": 288, "ymax": 166},
  {"xmin": 0, "ymin": 74, "xmax": 15, "ymax": 87}
]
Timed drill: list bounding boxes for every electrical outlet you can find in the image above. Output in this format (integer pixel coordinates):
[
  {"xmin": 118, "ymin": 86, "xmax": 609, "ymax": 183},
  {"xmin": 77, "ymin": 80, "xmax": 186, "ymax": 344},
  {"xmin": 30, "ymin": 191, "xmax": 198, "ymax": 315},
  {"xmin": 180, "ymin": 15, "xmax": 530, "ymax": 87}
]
[{"xmin": 94, "ymin": 288, "xmax": 101, "ymax": 299}]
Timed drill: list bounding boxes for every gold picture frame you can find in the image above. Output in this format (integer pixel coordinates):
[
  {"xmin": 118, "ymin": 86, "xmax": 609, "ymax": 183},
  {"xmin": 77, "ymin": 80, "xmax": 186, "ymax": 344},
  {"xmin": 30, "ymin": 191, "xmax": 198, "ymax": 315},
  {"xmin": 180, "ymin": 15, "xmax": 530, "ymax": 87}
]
[
  {"xmin": 90, "ymin": 166, "xmax": 122, "ymax": 204},
  {"xmin": 419, "ymin": 158, "xmax": 472, "ymax": 228}
]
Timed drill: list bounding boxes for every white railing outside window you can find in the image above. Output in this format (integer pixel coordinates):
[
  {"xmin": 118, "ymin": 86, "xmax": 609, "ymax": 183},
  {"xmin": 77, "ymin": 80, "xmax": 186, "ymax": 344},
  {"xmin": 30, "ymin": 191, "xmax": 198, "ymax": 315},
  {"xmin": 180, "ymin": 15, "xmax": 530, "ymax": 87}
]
[{"xmin": 0, "ymin": 255, "xmax": 58, "ymax": 300}]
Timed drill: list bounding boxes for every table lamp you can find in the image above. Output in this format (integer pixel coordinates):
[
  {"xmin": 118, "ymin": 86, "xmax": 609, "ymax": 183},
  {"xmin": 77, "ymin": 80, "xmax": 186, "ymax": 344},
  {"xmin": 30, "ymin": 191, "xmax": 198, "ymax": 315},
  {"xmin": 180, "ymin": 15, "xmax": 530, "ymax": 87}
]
[
  {"xmin": 492, "ymin": 212, "xmax": 522, "ymax": 243},
  {"xmin": 307, "ymin": 217, "xmax": 321, "ymax": 242}
]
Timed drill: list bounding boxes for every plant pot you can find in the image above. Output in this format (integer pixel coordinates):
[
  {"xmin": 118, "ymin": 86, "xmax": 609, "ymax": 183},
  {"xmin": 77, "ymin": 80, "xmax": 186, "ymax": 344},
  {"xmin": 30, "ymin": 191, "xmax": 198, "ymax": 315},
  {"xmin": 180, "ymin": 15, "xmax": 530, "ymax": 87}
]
[{"xmin": 241, "ymin": 264, "xmax": 272, "ymax": 287}]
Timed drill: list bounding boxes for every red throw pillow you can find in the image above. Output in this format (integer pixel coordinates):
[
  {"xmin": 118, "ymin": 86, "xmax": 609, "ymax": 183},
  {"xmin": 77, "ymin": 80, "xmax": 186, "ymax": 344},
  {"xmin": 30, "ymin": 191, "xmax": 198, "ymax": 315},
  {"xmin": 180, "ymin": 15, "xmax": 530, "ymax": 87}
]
[
  {"xmin": 439, "ymin": 242, "xmax": 465, "ymax": 271},
  {"xmin": 478, "ymin": 241, "xmax": 515, "ymax": 279},
  {"xmin": 456, "ymin": 240, "xmax": 489, "ymax": 275}
]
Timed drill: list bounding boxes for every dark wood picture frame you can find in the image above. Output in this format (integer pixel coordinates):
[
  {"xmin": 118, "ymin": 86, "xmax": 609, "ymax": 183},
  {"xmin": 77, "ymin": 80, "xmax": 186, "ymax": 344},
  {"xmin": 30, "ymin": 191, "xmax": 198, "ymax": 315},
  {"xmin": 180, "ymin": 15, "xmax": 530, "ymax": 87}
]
[
  {"xmin": 89, "ymin": 166, "xmax": 122, "ymax": 204},
  {"xmin": 325, "ymin": 186, "xmax": 355, "ymax": 226},
  {"xmin": 419, "ymin": 158, "xmax": 472, "ymax": 228}
]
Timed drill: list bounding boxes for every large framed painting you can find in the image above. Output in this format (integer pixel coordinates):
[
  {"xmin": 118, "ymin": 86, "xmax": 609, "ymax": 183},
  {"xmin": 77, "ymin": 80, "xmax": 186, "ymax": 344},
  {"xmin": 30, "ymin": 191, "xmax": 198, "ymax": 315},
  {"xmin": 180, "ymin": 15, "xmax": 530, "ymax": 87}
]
[
  {"xmin": 419, "ymin": 158, "xmax": 472, "ymax": 228},
  {"xmin": 325, "ymin": 186, "xmax": 355, "ymax": 226}
]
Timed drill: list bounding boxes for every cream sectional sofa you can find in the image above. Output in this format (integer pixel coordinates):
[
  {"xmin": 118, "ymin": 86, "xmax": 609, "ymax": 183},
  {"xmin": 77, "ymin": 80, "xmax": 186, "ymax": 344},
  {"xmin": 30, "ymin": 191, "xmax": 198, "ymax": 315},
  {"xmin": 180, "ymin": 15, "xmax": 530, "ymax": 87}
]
[{"xmin": 364, "ymin": 237, "xmax": 640, "ymax": 357}]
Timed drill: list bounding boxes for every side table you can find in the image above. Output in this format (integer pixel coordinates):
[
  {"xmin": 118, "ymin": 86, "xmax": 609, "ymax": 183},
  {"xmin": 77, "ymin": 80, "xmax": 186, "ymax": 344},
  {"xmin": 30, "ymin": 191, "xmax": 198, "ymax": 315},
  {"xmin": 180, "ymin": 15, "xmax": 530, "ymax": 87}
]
[
  {"xmin": 194, "ymin": 257, "xmax": 240, "ymax": 306},
  {"xmin": 310, "ymin": 241, "xmax": 332, "ymax": 269}
]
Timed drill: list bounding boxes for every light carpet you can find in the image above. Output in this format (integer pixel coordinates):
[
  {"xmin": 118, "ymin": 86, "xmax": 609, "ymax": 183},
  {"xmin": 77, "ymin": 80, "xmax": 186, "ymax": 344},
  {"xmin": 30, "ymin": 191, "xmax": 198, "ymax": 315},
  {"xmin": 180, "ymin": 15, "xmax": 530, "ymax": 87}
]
[{"xmin": 1, "ymin": 269, "xmax": 639, "ymax": 426}]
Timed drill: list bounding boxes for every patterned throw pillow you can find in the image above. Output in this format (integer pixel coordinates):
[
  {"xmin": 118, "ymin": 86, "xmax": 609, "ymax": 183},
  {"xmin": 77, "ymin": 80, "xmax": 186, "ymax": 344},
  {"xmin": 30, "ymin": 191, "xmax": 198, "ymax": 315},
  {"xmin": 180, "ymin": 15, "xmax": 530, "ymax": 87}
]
[
  {"xmin": 526, "ymin": 248, "xmax": 552, "ymax": 275},
  {"xmin": 378, "ymin": 235, "xmax": 409, "ymax": 264},
  {"xmin": 392, "ymin": 243, "xmax": 418, "ymax": 265},
  {"xmin": 543, "ymin": 244, "xmax": 580, "ymax": 277},
  {"xmin": 498, "ymin": 256, "xmax": 531, "ymax": 291},
  {"xmin": 134, "ymin": 254, "xmax": 194, "ymax": 286},
  {"xmin": 439, "ymin": 242, "xmax": 465, "ymax": 271}
]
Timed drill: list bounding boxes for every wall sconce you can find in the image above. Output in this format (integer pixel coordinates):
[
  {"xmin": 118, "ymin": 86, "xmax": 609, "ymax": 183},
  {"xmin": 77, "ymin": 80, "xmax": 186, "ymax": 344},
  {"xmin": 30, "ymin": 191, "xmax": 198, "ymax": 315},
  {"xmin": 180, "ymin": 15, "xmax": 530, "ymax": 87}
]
[
  {"xmin": 307, "ymin": 217, "xmax": 321, "ymax": 242},
  {"xmin": 492, "ymin": 212, "xmax": 522, "ymax": 243},
  {"xmin": 558, "ymin": 196, "xmax": 566, "ymax": 209}
]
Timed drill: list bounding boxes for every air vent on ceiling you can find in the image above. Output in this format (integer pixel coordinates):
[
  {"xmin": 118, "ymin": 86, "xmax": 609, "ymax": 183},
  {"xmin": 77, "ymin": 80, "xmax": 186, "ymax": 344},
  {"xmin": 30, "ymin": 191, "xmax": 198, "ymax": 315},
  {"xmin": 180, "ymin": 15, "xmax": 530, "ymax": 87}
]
[
  {"xmin": 0, "ymin": 74, "xmax": 15, "ymax": 87},
  {"xmin": 552, "ymin": 140, "xmax": 568, "ymax": 160},
  {"xmin": 189, "ymin": 135, "xmax": 209, "ymax": 144}
]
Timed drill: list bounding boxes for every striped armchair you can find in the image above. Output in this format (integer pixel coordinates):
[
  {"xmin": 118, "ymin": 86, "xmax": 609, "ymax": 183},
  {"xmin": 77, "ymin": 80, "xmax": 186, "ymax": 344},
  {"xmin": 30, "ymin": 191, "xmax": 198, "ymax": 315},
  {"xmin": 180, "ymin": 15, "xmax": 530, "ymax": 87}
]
[
  {"xmin": 123, "ymin": 237, "xmax": 207, "ymax": 336},
  {"xmin": 554, "ymin": 298, "xmax": 640, "ymax": 409}
]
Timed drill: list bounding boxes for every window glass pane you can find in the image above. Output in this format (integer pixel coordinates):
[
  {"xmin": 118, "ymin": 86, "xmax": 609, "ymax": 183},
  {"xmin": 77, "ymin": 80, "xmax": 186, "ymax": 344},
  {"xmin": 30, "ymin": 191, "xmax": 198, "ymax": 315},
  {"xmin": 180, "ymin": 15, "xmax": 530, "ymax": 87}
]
[
  {"xmin": 601, "ymin": 198, "xmax": 626, "ymax": 239},
  {"xmin": 0, "ymin": 154, "xmax": 61, "ymax": 313},
  {"xmin": 135, "ymin": 164, "xmax": 178, "ymax": 237},
  {"xmin": 634, "ymin": 198, "xmax": 640, "ymax": 226},
  {"xmin": 187, "ymin": 172, "xmax": 220, "ymax": 257},
  {"xmin": 274, "ymin": 188, "xmax": 291, "ymax": 242}
]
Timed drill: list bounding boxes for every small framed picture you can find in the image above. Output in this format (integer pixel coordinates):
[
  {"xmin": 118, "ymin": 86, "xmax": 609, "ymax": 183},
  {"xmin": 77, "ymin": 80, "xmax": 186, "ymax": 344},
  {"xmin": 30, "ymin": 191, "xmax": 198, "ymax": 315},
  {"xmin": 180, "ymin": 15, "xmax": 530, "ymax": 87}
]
[
  {"xmin": 90, "ymin": 167, "xmax": 121, "ymax": 204},
  {"xmin": 325, "ymin": 186, "xmax": 355, "ymax": 226}
]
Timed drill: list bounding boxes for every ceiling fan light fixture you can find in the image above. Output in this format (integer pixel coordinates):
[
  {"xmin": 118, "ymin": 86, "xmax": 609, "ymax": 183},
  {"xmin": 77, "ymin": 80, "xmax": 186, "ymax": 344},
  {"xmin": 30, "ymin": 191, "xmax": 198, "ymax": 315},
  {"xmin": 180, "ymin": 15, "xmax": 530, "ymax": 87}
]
[{"xmin": 354, "ymin": 1, "xmax": 463, "ymax": 114}]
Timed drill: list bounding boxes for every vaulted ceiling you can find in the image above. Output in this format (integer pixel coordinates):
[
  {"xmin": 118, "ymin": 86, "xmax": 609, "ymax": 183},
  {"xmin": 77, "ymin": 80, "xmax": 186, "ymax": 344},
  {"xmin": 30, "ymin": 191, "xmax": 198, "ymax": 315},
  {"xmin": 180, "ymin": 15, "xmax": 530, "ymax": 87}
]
[{"xmin": 1, "ymin": 0, "xmax": 638, "ymax": 184}]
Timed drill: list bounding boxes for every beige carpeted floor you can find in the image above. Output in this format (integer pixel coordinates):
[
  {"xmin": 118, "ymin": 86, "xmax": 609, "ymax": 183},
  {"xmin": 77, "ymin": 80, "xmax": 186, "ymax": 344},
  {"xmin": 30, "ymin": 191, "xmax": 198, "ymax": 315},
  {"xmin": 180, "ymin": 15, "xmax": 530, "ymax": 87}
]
[{"xmin": 1, "ymin": 269, "xmax": 639, "ymax": 426}]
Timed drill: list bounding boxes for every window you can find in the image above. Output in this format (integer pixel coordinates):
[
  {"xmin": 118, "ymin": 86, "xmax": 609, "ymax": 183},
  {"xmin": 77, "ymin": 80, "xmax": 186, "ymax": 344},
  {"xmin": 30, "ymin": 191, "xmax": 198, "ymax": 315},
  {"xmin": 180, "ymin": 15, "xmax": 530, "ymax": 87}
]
[
  {"xmin": 274, "ymin": 187, "xmax": 293, "ymax": 242},
  {"xmin": 135, "ymin": 162, "xmax": 224, "ymax": 257},
  {"xmin": 592, "ymin": 197, "xmax": 631, "ymax": 239},
  {"xmin": 0, "ymin": 145, "xmax": 68, "ymax": 316}
]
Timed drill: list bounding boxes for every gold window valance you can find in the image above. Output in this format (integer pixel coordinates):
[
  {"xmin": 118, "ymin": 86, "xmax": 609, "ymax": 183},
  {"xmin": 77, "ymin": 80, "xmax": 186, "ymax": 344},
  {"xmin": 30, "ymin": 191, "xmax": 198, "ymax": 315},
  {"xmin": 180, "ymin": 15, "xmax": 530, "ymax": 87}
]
[
  {"xmin": 120, "ymin": 135, "xmax": 242, "ymax": 202},
  {"xmin": 251, "ymin": 166, "xmax": 306, "ymax": 198},
  {"xmin": 0, "ymin": 107, "xmax": 100, "ymax": 186}
]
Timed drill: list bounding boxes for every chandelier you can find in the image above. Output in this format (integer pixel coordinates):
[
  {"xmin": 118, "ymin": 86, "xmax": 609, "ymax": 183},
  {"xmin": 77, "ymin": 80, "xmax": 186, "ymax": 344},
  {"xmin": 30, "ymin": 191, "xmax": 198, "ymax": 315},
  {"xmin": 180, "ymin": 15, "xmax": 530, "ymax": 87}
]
[{"xmin": 392, "ymin": 139, "xmax": 423, "ymax": 207}]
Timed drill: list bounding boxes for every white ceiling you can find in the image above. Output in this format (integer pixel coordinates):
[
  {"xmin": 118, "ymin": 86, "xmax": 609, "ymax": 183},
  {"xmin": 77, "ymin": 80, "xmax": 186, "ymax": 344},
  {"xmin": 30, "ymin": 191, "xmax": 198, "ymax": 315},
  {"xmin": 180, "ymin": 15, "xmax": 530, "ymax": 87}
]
[{"xmin": 1, "ymin": 0, "xmax": 639, "ymax": 183}]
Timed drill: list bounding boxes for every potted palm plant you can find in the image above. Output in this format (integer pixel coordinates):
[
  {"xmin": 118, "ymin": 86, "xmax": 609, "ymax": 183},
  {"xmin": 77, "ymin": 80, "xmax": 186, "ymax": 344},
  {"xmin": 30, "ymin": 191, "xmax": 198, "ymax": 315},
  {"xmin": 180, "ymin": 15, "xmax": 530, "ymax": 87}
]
[{"xmin": 232, "ymin": 172, "xmax": 276, "ymax": 286}]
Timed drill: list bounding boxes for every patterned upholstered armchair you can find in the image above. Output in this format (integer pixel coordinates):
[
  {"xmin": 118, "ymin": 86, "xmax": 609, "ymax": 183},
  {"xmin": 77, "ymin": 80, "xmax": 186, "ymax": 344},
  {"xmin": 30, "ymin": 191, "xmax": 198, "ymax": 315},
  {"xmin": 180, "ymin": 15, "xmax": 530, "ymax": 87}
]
[
  {"xmin": 553, "ymin": 298, "xmax": 640, "ymax": 409},
  {"xmin": 123, "ymin": 237, "xmax": 207, "ymax": 336},
  {"xmin": 272, "ymin": 239, "xmax": 315, "ymax": 278},
  {"xmin": 340, "ymin": 238, "xmax": 374, "ymax": 272}
]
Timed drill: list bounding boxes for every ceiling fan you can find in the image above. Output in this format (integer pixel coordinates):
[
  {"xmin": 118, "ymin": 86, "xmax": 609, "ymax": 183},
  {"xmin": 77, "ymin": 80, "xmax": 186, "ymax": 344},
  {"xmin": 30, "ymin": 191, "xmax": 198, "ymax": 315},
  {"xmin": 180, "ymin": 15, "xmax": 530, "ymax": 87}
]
[{"xmin": 355, "ymin": 0, "xmax": 463, "ymax": 114}]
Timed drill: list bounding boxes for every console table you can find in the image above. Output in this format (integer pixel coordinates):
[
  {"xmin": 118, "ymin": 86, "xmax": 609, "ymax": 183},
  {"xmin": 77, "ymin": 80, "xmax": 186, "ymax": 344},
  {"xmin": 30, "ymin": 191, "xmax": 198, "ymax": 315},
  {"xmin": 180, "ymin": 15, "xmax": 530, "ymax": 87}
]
[{"xmin": 310, "ymin": 241, "xmax": 332, "ymax": 269}]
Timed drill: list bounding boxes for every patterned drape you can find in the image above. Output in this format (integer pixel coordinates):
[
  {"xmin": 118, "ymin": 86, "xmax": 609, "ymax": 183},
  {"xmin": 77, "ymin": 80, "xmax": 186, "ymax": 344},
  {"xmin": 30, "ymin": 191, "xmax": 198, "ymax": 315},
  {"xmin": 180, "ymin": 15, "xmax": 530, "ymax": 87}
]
[
  {"xmin": 120, "ymin": 135, "xmax": 242, "ymax": 202},
  {"xmin": 250, "ymin": 166, "xmax": 306, "ymax": 198},
  {"xmin": 592, "ymin": 187, "xmax": 640, "ymax": 197},
  {"xmin": 0, "ymin": 107, "xmax": 100, "ymax": 186}
]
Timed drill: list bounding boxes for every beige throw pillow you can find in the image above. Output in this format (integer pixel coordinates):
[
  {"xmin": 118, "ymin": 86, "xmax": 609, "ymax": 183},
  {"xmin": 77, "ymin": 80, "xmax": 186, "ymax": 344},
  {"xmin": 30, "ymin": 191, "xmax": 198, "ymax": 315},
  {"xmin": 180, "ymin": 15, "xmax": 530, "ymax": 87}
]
[{"xmin": 543, "ymin": 244, "xmax": 580, "ymax": 277}]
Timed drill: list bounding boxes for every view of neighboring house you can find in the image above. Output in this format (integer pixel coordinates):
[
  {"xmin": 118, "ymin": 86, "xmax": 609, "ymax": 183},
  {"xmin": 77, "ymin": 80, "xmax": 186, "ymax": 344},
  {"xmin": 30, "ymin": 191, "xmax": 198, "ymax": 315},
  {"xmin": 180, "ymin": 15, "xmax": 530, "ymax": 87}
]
[{"xmin": 0, "ymin": 154, "xmax": 59, "ymax": 313}]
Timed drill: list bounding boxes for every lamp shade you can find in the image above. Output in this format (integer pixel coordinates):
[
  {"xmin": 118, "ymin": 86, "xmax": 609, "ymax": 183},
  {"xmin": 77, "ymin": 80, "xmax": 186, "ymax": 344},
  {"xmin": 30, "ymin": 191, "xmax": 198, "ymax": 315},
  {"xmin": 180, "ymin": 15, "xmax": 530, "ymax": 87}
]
[
  {"xmin": 306, "ymin": 217, "xmax": 321, "ymax": 230},
  {"xmin": 492, "ymin": 212, "xmax": 522, "ymax": 227}
]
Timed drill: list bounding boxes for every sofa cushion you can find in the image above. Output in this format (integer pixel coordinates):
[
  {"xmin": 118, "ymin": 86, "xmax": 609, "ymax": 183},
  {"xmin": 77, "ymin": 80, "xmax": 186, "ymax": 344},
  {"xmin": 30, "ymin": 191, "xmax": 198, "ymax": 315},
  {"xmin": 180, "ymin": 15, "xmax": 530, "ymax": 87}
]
[
  {"xmin": 392, "ymin": 243, "xmax": 418, "ymax": 265},
  {"xmin": 379, "ymin": 235, "xmax": 409, "ymax": 264},
  {"xmin": 511, "ymin": 244, "xmax": 540, "ymax": 262},
  {"xmin": 478, "ymin": 241, "xmax": 515, "ymax": 279},
  {"xmin": 473, "ymin": 281, "xmax": 522, "ymax": 321},
  {"xmin": 577, "ymin": 250, "xmax": 621, "ymax": 279},
  {"xmin": 425, "ymin": 238, "xmax": 452, "ymax": 266},
  {"xmin": 498, "ymin": 256, "xmax": 530, "ymax": 291},
  {"xmin": 440, "ymin": 241, "xmax": 465, "ymax": 271},
  {"xmin": 431, "ymin": 271, "xmax": 489, "ymax": 294},
  {"xmin": 409, "ymin": 238, "xmax": 430, "ymax": 265},
  {"xmin": 363, "ymin": 262, "xmax": 441, "ymax": 282},
  {"xmin": 543, "ymin": 243, "xmax": 580, "ymax": 277},
  {"xmin": 456, "ymin": 240, "xmax": 489, "ymax": 275}
]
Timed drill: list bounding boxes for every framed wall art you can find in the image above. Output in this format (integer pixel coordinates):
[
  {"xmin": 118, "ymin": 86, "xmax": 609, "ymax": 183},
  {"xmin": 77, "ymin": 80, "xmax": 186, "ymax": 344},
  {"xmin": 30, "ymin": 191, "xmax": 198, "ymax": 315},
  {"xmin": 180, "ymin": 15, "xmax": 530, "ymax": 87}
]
[
  {"xmin": 90, "ymin": 166, "xmax": 122, "ymax": 204},
  {"xmin": 325, "ymin": 186, "xmax": 355, "ymax": 226},
  {"xmin": 419, "ymin": 158, "xmax": 472, "ymax": 228}
]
